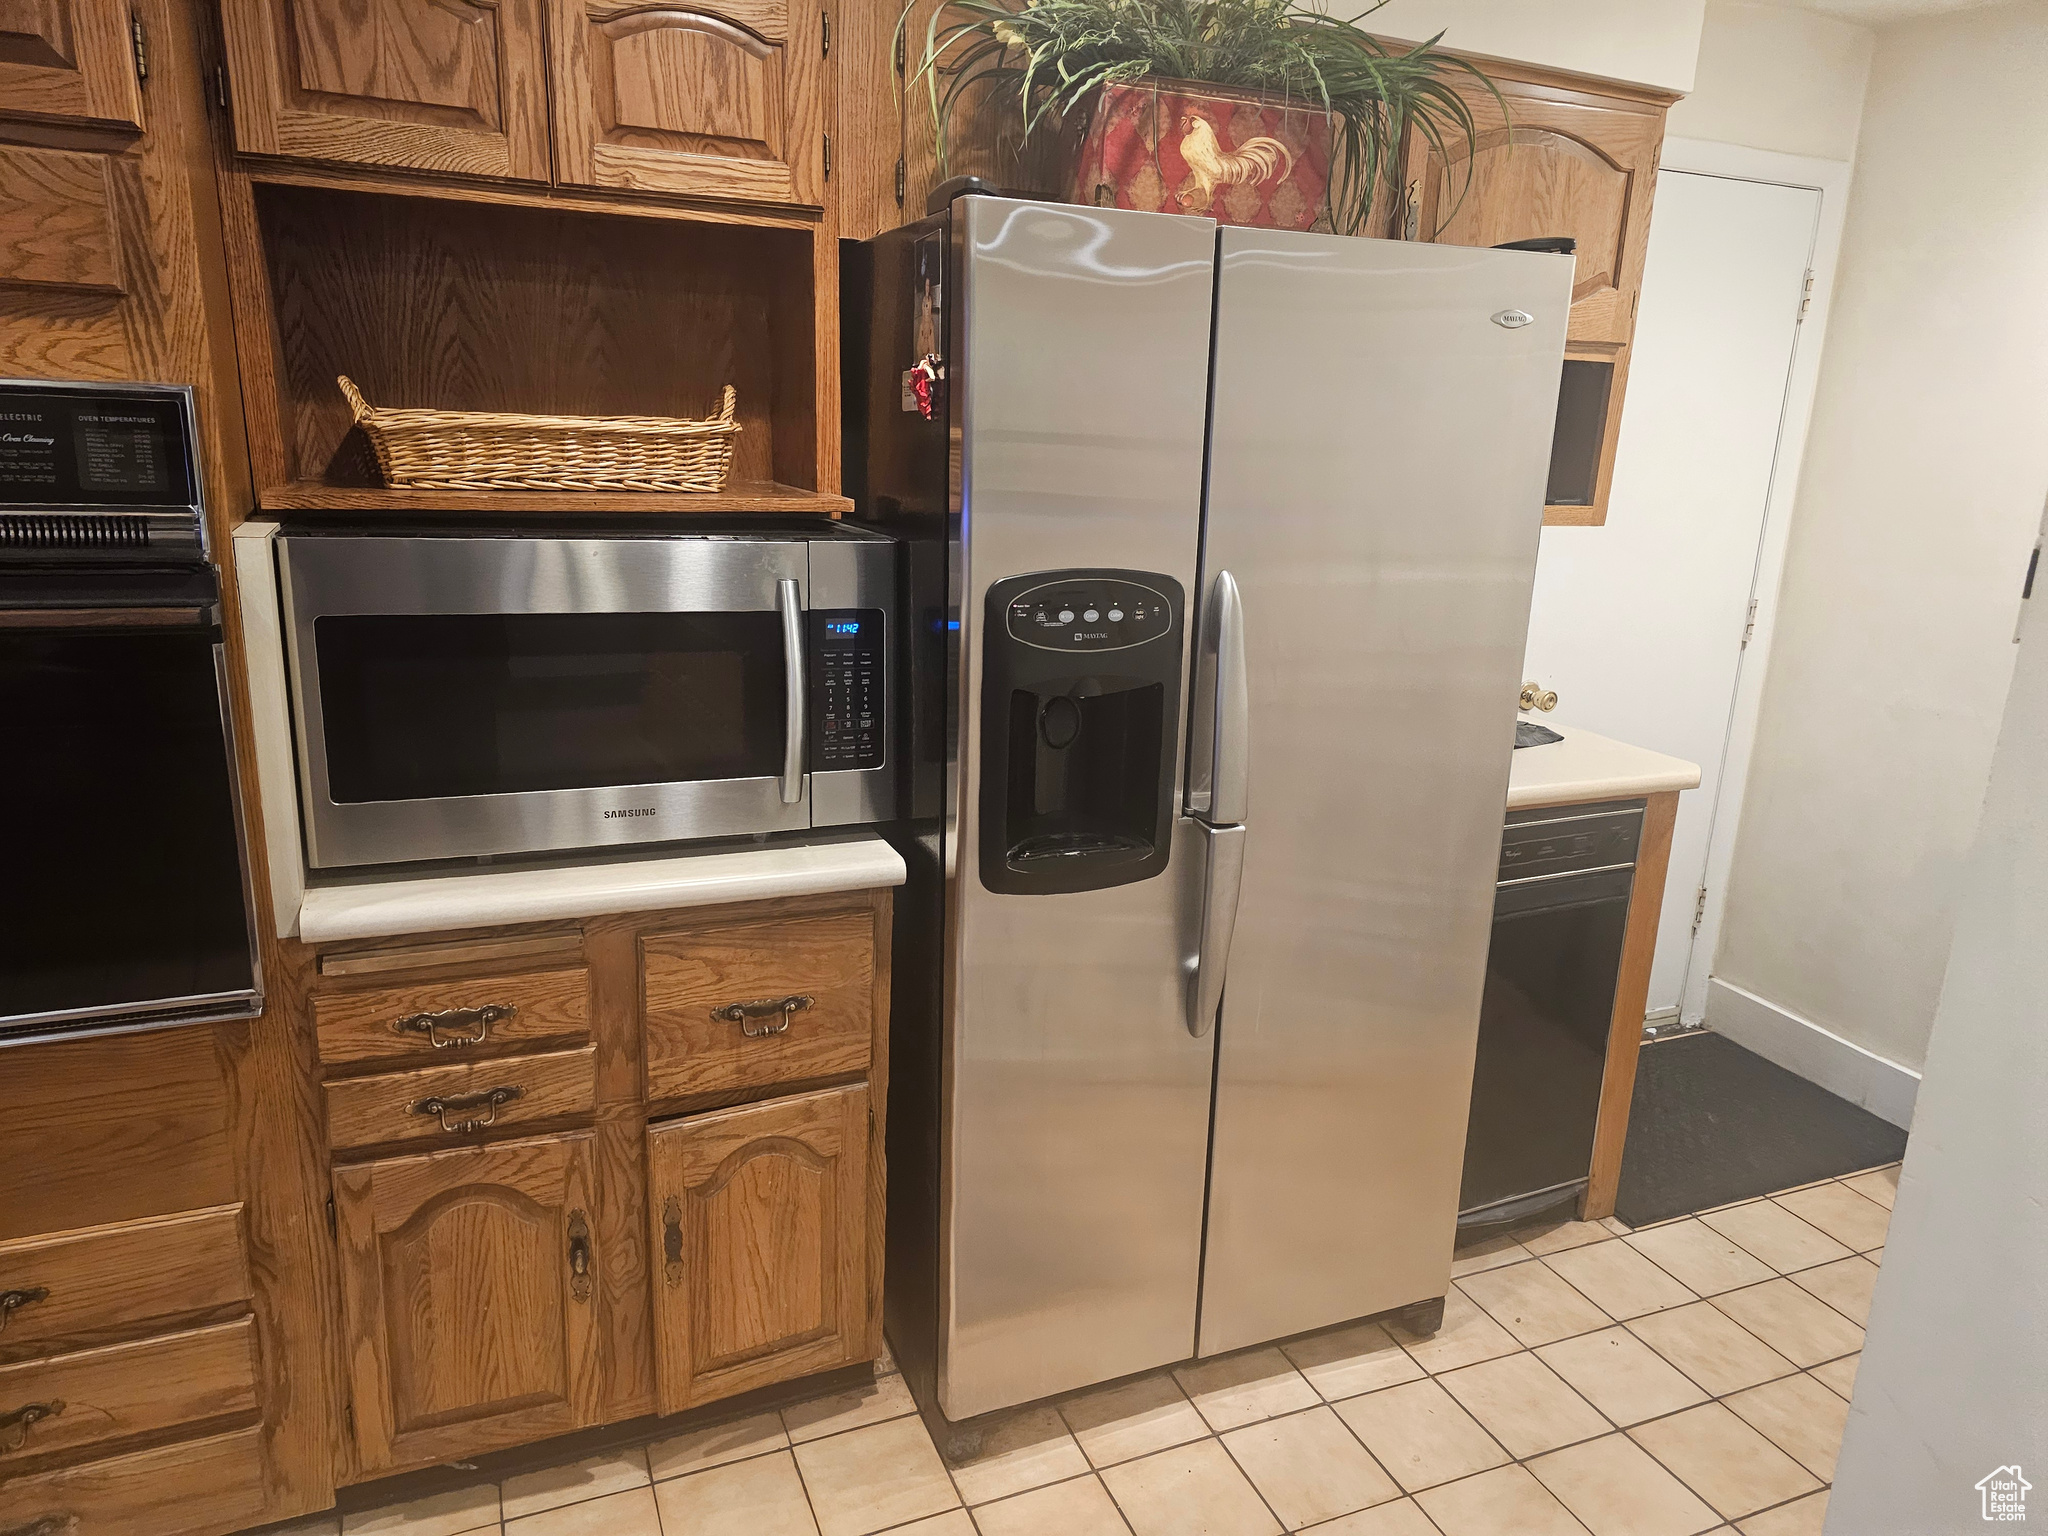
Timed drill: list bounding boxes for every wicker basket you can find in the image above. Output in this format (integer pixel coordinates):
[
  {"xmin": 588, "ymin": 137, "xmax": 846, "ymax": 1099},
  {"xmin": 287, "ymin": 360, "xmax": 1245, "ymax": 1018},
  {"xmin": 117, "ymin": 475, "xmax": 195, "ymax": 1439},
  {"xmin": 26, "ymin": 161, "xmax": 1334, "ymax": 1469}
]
[{"xmin": 338, "ymin": 376, "xmax": 741, "ymax": 493}]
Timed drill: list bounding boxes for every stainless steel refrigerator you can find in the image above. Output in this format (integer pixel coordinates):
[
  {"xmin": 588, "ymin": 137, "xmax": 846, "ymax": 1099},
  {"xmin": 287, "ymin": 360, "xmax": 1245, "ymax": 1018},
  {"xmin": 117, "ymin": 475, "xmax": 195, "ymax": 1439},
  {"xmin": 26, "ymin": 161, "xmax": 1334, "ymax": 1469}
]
[{"xmin": 843, "ymin": 191, "xmax": 1572, "ymax": 1435}]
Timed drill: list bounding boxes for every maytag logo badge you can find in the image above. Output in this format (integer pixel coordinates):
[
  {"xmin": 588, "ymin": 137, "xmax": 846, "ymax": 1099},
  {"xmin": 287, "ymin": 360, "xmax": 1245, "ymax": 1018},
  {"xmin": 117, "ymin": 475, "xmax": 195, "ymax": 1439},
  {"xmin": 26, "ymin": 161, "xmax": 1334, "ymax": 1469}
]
[{"xmin": 603, "ymin": 807, "xmax": 657, "ymax": 819}]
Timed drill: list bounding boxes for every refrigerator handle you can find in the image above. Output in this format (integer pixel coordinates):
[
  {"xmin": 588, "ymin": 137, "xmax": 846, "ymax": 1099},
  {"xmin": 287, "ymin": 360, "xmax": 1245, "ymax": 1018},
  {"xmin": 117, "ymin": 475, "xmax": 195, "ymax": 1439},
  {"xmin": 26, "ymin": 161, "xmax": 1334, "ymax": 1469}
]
[
  {"xmin": 1186, "ymin": 822, "xmax": 1245, "ymax": 1038},
  {"xmin": 1207, "ymin": 570, "xmax": 1250, "ymax": 826},
  {"xmin": 778, "ymin": 577, "xmax": 806, "ymax": 805}
]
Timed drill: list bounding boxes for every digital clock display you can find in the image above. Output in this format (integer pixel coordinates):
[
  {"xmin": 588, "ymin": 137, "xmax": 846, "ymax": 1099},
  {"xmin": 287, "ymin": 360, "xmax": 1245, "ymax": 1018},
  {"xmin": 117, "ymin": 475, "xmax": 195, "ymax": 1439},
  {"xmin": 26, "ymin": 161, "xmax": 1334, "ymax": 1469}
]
[{"xmin": 826, "ymin": 620, "xmax": 862, "ymax": 635}]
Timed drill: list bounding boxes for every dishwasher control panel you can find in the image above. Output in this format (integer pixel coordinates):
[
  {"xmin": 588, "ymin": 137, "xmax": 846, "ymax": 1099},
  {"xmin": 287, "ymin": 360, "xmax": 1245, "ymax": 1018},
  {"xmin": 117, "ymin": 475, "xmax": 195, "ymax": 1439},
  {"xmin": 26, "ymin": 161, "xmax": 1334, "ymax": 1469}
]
[{"xmin": 1499, "ymin": 803, "xmax": 1644, "ymax": 883}]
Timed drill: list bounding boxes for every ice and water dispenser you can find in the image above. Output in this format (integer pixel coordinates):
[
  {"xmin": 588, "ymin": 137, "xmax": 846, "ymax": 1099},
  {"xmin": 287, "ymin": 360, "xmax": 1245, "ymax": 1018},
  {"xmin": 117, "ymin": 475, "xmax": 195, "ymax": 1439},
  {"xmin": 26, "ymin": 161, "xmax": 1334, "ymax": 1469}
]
[{"xmin": 979, "ymin": 570, "xmax": 1184, "ymax": 895}]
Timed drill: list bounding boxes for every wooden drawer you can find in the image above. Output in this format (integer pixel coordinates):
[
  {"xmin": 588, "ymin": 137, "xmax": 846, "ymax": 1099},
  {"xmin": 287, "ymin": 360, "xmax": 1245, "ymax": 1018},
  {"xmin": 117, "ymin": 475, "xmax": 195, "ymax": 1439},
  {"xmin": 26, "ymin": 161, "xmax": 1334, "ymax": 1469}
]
[
  {"xmin": 0, "ymin": 1318, "xmax": 259, "ymax": 1472},
  {"xmin": 0, "ymin": 1425, "xmax": 267, "ymax": 1535},
  {"xmin": 0, "ymin": 1208, "xmax": 248, "ymax": 1363},
  {"xmin": 643, "ymin": 910, "xmax": 875, "ymax": 1102},
  {"xmin": 315, "ymin": 966, "xmax": 590, "ymax": 1071},
  {"xmin": 324, "ymin": 1044, "xmax": 598, "ymax": 1153}
]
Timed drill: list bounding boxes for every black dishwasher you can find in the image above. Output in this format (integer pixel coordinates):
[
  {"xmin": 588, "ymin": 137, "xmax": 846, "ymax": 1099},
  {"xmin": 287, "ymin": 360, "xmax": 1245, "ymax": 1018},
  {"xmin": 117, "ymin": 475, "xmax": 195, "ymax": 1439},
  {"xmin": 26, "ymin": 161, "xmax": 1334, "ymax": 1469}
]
[{"xmin": 1459, "ymin": 799, "xmax": 1644, "ymax": 1227}]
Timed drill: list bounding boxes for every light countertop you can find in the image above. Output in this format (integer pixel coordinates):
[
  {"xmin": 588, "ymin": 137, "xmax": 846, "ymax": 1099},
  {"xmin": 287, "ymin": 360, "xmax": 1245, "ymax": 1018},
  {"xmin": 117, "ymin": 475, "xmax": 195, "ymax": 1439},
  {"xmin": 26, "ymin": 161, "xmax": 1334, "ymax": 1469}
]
[
  {"xmin": 1506, "ymin": 719, "xmax": 1701, "ymax": 810},
  {"xmin": 296, "ymin": 833, "xmax": 907, "ymax": 944}
]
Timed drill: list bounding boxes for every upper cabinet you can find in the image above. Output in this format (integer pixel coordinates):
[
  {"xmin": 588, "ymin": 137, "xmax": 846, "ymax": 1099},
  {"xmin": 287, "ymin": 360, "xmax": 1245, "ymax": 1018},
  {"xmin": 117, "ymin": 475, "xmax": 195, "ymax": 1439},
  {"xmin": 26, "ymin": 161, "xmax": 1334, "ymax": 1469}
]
[
  {"xmin": 549, "ymin": 0, "xmax": 825, "ymax": 207},
  {"xmin": 1401, "ymin": 66, "xmax": 1665, "ymax": 345},
  {"xmin": 216, "ymin": 0, "xmax": 828, "ymax": 208},
  {"xmin": 218, "ymin": 0, "xmax": 553, "ymax": 181},
  {"xmin": 1400, "ymin": 63, "xmax": 1673, "ymax": 526},
  {"xmin": 0, "ymin": 0, "xmax": 144, "ymax": 132}
]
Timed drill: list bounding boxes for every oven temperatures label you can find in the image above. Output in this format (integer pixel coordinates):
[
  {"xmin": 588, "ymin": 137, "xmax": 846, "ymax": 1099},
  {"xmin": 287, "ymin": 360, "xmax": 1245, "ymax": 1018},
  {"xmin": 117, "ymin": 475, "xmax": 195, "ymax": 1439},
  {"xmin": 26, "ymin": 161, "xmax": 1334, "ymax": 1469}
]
[
  {"xmin": 0, "ymin": 411, "xmax": 59, "ymax": 489},
  {"xmin": 75, "ymin": 412, "xmax": 168, "ymax": 494}
]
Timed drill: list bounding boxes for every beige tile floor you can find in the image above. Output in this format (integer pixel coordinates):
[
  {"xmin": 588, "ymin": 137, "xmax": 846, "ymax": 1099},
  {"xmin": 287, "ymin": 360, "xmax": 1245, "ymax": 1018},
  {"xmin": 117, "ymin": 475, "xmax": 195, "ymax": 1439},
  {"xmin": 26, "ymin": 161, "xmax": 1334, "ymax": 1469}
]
[{"xmin": 254, "ymin": 1162, "xmax": 1896, "ymax": 1536}]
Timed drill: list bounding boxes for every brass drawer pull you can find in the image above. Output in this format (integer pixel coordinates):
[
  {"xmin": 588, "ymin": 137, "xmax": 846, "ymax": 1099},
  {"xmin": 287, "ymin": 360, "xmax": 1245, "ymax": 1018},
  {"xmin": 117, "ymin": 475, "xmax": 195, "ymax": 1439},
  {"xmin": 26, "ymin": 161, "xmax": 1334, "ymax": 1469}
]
[
  {"xmin": 412, "ymin": 1085, "xmax": 523, "ymax": 1134},
  {"xmin": 0, "ymin": 1288, "xmax": 47, "ymax": 1334},
  {"xmin": 0, "ymin": 1400, "xmax": 63, "ymax": 1455},
  {"xmin": 710, "ymin": 994, "xmax": 814, "ymax": 1038},
  {"xmin": 392, "ymin": 1003, "xmax": 514, "ymax": 1048}
]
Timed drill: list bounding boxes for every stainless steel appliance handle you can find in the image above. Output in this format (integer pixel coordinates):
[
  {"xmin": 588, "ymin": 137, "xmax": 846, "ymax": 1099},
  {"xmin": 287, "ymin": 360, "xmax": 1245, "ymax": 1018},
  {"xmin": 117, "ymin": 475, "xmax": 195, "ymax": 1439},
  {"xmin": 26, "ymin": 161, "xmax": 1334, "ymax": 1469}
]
[
  {"xmin": 1186, "ymin": 822, "xmax": 1246, "ymax": 1038},
  {"xmin": 778, "ymin": 577, "xmax": 806, "ymax": 805},
  {"xmin": 1207, "ymin": 571, "xmax": 1250, "ymax": 826}
]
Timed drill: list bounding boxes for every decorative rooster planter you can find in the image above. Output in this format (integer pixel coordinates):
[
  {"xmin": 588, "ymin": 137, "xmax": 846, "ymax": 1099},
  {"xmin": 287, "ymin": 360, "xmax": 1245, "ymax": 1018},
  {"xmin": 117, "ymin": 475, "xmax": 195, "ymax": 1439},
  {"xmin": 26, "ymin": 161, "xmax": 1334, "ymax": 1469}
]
[
  {"xmin": 904, "ymin": 0, "xmax": 1496, "ymax": 236},
  {"xmin": 1068, "ymin": 78, "xmax": 1332, "ymax": 230}
]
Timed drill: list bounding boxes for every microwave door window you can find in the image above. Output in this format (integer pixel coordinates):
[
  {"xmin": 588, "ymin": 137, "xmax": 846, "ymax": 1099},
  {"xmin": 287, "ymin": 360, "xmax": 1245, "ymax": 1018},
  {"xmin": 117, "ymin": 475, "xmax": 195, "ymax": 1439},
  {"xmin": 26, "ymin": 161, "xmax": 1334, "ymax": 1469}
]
[{"xmin": 314, "ymin": 612, "xmax": 788, "ymax": 803}]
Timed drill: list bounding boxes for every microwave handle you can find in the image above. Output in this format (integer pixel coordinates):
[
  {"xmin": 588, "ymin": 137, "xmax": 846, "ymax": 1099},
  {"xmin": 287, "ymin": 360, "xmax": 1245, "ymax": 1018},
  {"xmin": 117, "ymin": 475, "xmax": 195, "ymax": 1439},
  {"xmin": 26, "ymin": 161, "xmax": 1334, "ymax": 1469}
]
[{"xmin": 778, "ymin": 578, "xmax": 806, "ymax": 804}]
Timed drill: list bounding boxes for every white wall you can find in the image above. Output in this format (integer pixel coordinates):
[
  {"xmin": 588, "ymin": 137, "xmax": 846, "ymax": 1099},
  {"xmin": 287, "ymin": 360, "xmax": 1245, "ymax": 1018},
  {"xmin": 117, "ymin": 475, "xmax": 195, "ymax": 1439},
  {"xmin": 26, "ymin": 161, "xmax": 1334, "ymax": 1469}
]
[
  {"xmin": 1712, "ymin": 1, "xmax": 2048, "ymax": 1075},
  {"xmin": 1822, "ymin": 567, "xmax": 2048, "ymax": 1535},
  {"xmin": 1513, "ymin": 2, "xmax": 1870, "ymax": 1029},
  {"xmin": 1667, "ymin": 1, "xmax": 1875, "ymax": 160},
  {"xmin": 1364, "ymin": 0, "xmax": 1704, "ymax": 92}
]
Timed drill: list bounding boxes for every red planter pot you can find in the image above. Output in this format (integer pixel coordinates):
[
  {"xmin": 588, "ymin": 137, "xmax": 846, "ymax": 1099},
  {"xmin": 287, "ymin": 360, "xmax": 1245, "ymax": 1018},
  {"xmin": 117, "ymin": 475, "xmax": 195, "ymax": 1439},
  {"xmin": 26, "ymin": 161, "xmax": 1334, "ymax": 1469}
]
[{"xmin": 1067, "ymin": 77, "xmax": 1334, "ymax": 230}]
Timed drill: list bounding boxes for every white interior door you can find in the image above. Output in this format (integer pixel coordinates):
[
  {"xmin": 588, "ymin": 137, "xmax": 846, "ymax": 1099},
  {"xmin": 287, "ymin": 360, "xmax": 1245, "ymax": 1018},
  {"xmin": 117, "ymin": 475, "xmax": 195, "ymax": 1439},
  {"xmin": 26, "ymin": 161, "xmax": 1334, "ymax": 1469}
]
[{"xmin": 1521, "ymin": 169, "xmax": 1820, "ymax": 1018}]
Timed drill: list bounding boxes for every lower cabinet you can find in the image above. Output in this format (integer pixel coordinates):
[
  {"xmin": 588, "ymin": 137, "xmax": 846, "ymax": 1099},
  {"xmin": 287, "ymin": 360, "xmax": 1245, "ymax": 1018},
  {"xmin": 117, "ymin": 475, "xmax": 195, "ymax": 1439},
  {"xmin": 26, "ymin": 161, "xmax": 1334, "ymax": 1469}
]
[
  {"xmin": 332, "ymin": 1132, "xmax": 605, "ymax": 1474},
  {"xmin": 647, "ymin": 1084, "xmax": 871, "ymax": 1413}
]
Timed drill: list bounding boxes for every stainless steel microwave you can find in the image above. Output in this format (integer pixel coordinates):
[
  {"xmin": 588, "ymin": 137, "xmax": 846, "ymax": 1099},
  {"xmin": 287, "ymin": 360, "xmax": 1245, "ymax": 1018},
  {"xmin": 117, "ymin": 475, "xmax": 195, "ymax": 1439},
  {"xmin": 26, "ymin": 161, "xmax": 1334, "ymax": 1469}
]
[{"xmin": 276, "ymin": 522, "xmax": 897, "ymax": 869}]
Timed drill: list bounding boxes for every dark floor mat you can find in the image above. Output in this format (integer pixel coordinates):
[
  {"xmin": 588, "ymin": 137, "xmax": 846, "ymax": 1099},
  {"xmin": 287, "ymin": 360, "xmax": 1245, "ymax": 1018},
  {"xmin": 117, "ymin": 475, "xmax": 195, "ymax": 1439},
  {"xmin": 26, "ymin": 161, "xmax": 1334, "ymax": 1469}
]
[{"xmin": 1615, "ymin": 1030, "xmax": 1907, "ymax": 1228}]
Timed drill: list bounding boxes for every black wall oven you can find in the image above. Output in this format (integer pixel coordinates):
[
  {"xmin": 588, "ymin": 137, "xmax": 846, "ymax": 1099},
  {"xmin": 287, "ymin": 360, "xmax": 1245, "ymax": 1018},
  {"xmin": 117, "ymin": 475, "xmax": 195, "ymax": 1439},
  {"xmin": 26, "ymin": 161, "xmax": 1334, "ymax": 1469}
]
[
  {"xmin": 0, "ymin": 379, "xmax": 261, "ymax": 1046},
  {"xmin": 275, "ymin": 523, "xmax": 898, "ymax": 869}
]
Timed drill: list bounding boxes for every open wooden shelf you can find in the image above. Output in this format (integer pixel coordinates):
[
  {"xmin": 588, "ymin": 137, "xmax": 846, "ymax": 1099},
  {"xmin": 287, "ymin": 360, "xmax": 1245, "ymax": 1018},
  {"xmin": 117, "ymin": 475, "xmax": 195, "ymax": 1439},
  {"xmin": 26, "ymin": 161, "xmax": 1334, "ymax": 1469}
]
[
  {"xmin": 258, "ymin": 481, "xmax": 853, "ymax": 516},
  {"xmin": 221, "ymin": 179, "xmax": 838, "ymax": 516}
]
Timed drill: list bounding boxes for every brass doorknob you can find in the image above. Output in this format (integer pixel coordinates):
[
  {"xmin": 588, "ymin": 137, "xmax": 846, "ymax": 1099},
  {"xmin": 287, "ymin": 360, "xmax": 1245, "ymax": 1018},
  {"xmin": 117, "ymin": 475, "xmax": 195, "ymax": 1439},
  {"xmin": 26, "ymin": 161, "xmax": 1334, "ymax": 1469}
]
[{"xmin": 1519, "ymin": 681, "xmax": 1559, "ymax": 712}]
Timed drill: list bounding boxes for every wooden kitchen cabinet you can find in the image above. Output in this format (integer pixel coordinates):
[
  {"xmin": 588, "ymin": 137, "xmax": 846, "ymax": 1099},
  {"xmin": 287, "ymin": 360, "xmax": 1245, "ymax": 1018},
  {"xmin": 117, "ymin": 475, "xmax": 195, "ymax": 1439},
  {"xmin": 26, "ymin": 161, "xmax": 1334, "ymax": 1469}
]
[
  {"xmin": 646, "ymin": 1084, "xmax": 872, "ymax": 1412},
  {"xmin": 0, "ymin": 0, "xmax": 145, "ymax": 131},
  {"xmin": 549, "ymin": 0, "xmax": 828, "ymax": 207},
  {"xmin": 217, "ymin": 0, "xmax": 553, "ymax": 181},
  {"xmin": 331, "ymin": 1131, "xmax": 605, "ymax": 1474},
  {"xmin": 1399, "ymin": 62, "xmax": 1674, "ymax": 525}
]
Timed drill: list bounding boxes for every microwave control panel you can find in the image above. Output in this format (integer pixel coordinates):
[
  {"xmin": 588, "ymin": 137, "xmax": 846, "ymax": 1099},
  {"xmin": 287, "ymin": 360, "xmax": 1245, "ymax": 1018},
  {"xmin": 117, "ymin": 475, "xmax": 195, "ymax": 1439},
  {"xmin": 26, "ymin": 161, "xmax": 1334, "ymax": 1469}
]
[{"xmin": 809, "ymin": 608, "xmax": 886, "ymax": 771}]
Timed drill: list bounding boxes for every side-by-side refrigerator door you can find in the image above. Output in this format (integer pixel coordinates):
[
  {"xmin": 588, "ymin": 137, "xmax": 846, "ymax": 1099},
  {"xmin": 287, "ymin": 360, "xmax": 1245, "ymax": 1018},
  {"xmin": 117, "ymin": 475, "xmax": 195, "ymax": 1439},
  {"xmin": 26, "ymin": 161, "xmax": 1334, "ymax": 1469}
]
[
  {"xmin": 942, "ymin": 197, "xmax": 1219, "ymax": 1420},
  {"xmin": 1192, "ymin": 229, "xmax": 1572, "ymax": 1356}
]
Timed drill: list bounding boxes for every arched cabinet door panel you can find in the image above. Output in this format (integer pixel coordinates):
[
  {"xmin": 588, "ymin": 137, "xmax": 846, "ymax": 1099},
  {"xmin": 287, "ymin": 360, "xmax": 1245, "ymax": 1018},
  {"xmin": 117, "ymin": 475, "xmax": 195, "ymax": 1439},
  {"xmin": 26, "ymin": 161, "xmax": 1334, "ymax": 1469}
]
[
  {"xmin": 1403, "ymin": 72, "xmax": 1666, "ymax": 347},
  {"xmin": 218, "ymin": 0, "xmax": 552, "ymax": 181},
  {"xmin": 550, "ymin": 0, "xmax": 825, "ymax": 207},
  {"xmin": 0, "ymin": 0, "xmax": 144, "ymax": 131},
  {"xmin": 647, "ymin": 1084, "xmax": 869, "ymax": 1412},
  {"xmin": 332, "ymin": 1131, "xmax": 604, "ymax": 1474}
]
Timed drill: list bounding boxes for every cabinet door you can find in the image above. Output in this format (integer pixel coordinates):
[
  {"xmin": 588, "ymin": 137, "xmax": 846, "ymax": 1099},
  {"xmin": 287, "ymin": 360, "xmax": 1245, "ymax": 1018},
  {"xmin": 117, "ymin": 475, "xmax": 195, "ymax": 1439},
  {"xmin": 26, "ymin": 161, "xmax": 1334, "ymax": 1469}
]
[
  {"xmin": 333, "ymin": 1132, "xmax": 603, "ymax": 1474},
  {"xmin": 0, "ymin": 0, "xmax": 144, "ymax": 131},
  {"xmin": 647, "ymin": 1085, "xmax": 869, "ymax": 1412},
  {"xmin": 549, "ymin": 0, "xmax": 826, "ymax": 207},
  {"xmin": 218, "ymin": 0, "xmax": 551, "ymax": 182},
  {"xmin": 1404, "ymin": 75, "xmax": 1665, "ymax": 345}
]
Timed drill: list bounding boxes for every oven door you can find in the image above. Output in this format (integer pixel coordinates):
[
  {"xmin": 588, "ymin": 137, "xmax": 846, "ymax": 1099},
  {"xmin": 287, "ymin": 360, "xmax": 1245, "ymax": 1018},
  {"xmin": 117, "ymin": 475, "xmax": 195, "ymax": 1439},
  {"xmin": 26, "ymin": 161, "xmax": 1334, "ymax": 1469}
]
[
  {"xmin": 0, "ymin": 608, "xmax": 262, "ymax": 1044},
  {"xmin": 280, "ymin": 535, "xmax": 814, "ymax": 868}
]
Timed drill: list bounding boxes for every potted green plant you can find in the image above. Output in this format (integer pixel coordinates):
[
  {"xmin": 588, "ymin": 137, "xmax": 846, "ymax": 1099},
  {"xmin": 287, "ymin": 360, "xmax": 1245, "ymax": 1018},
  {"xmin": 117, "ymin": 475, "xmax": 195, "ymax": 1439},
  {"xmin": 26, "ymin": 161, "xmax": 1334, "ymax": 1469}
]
[{"xmin": 901, "ymin": 0, "xmax": 1497, "ymax": 234}]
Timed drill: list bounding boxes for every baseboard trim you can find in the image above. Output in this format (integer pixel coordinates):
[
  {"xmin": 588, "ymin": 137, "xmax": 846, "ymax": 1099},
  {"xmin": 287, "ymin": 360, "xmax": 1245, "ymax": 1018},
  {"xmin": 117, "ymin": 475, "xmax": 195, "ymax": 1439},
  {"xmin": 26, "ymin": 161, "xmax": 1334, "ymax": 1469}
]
[{"xmin": 1704, "ymin": 977, "xmax": 1921, "ymax": 1130}]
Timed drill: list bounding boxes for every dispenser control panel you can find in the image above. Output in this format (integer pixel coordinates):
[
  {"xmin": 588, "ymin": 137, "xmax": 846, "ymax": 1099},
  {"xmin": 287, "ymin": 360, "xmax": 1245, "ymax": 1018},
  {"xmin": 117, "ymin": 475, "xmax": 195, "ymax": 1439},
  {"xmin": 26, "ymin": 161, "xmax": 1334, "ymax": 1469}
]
[
  {"xmin": 809, "ymin": 609, "xmax": 886, "ymax": 770},
  {"xmin": 1004, "ymin": 578, "xmax": 1173, "ymax": 652}
]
